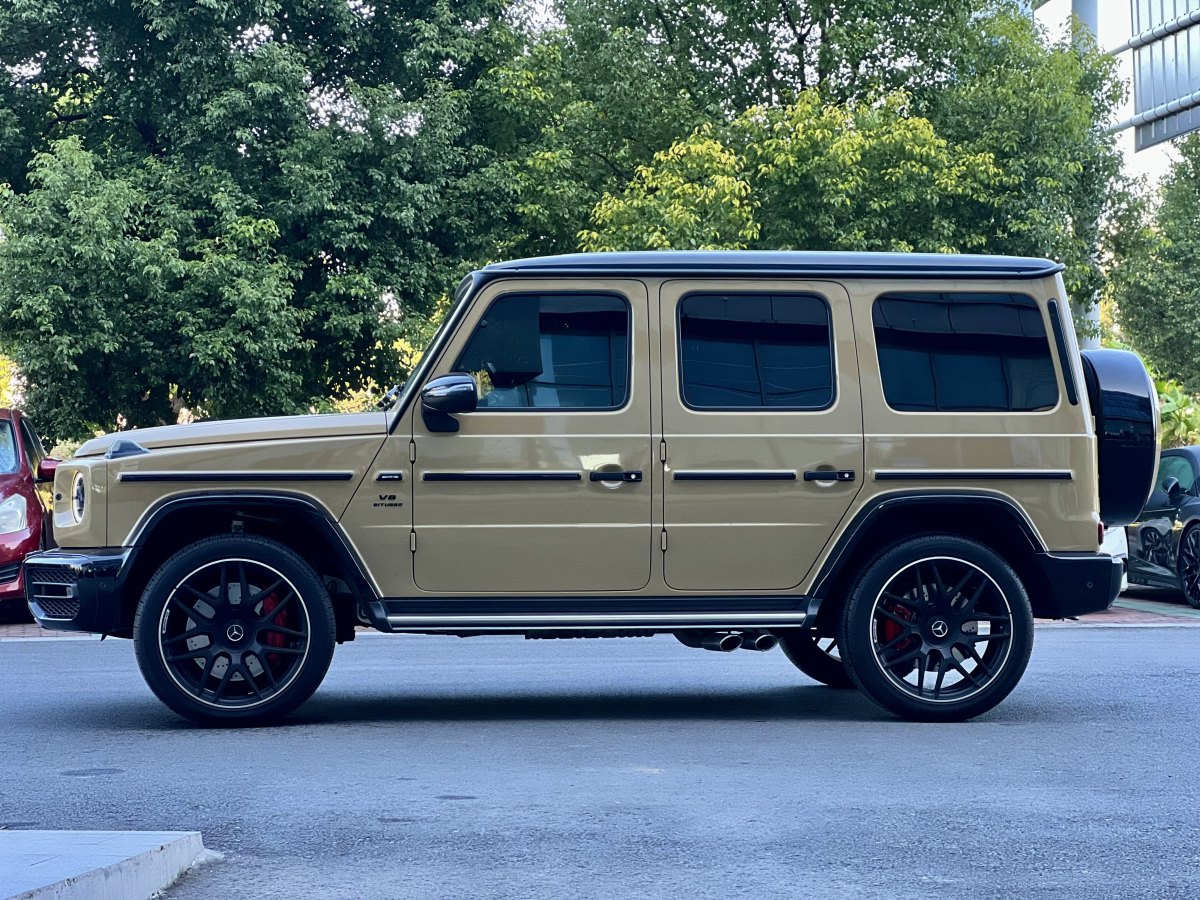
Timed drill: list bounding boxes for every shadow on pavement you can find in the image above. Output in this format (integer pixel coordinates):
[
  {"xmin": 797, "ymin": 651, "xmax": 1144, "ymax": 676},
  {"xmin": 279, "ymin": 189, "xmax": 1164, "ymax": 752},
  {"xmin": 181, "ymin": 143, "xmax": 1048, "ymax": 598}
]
[{"xmin": 19, "ymin": 683, "xmax": 1061, "ymax": 731}]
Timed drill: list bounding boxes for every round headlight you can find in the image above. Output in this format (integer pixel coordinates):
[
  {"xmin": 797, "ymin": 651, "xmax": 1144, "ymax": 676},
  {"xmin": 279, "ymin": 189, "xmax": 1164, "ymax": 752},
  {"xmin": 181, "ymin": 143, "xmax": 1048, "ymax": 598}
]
[{"xmin": 71, "ymin": 472, "xmax": 86, "ymax": 524}]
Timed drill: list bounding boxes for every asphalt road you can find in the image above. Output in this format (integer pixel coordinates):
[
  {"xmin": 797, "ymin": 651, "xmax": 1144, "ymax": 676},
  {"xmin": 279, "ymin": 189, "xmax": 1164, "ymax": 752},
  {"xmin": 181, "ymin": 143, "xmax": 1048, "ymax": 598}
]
[{"xmin": 2, "ymin": 628, "xmax": 1199, "ymax": 900}]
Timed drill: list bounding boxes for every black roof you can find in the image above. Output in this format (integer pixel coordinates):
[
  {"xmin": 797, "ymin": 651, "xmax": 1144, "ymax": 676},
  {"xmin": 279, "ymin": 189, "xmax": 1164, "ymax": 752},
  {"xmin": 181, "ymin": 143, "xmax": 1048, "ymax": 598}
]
[{"xmin": 480, "ymin": 251, "xmax": 1063, "ymax": 281}]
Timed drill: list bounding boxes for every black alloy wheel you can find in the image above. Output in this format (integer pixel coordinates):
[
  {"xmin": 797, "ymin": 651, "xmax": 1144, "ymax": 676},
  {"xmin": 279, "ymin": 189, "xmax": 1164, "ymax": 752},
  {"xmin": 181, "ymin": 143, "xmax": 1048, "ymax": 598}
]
[
  {"xmin": 837, "ymin": 535, "xmax": 1034, "ymax": 722},
  {"xmin": 1140, "ymin": 528, "xmax": 1174, "ymax": 569},
  {"xmin": 1178, "ymin": 527, "xmax": 1200, "ymax": 609},
  {"xmin": 778, "ymin": 631, "xmax": 855, "ymax": 689},
  {"xmin": 134, "ymin": 535, "xmax": 335, "ymax": 726}
]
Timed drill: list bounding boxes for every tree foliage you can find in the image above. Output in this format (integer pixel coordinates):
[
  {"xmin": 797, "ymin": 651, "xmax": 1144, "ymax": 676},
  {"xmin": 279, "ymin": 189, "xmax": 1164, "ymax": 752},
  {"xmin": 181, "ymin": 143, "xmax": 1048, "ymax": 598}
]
[
  {"xmin": 582, "ymin": 94, "xmax": 1006, "ymax": 253},
  {"xmin": 1110, "ymin": 135, "xmax": 1200, "ymax": 393},
  {"xmin": 0, "ymin": 0, "xmax": 512, "ymax": 437}
]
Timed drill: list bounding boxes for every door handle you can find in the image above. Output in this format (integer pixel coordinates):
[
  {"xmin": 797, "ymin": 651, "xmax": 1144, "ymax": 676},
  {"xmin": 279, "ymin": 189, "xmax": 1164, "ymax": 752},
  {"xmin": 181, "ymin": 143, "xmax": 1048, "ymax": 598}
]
[
  {"xmin": 803, "ymin": 469, "xmax": 855, "ymax": 483},
  {"xmin": 590, "ymin": 470, "xmax": 643, "ymax": 483}
]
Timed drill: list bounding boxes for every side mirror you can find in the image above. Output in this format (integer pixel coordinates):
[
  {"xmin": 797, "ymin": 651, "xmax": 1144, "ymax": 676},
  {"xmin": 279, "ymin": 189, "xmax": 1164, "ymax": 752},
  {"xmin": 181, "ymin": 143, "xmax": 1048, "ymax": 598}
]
[
  {"xmin": 36, "ymin": 458, "xmax": 60, "ymax": 483},
  {"xmin": 1163, "ymin": 476, "xmax": 1183, "ymax": 506},
  {"xmin": 421, "ymin": 374, "xmax": 477, "ymax": 433}
]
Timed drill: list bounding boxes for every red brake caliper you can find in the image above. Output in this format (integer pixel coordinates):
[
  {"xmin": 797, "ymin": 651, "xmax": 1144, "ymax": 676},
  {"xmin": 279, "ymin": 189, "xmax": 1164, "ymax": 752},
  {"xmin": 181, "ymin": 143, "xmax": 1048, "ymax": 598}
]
[
  {"xmin": 262, "ymin": 594, "xmax": 287, "ymax": 666},
  {"xmin": 879, "ymin": 602, "xmax": 917, "ymax": 669}
]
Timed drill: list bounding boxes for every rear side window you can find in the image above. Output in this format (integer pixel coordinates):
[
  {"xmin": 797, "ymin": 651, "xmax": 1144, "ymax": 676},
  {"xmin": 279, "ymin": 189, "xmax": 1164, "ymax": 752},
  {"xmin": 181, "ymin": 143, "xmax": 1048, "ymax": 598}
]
[
  {"xmin": 454, "ymin": 292, "xmax": 630, "ymax": 410},
  {"xmin": 678, "ymin": 293, "xmax": 834, "ymax": 409},
  {"xmin": 872, "ymin": 292, "xmax": 1058, "ymax": 412}
]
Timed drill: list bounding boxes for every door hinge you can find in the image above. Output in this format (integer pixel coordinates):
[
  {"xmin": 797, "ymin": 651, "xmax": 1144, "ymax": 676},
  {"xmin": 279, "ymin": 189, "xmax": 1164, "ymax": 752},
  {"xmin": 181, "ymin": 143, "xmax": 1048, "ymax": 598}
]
[
  {"xmin": 660, "ymin": 529, "xmax": 668, "ymax": 551},
  {"xmin": 408, "ymin": 440, "xmax": 417, "ymax": 464},
  {"xmin": 409, "ymin": 531, "xmax": 417, "ymax": 552},
  {"xmin": 659, "ymin": 440, "xmax": 667, "ymax": 463}
]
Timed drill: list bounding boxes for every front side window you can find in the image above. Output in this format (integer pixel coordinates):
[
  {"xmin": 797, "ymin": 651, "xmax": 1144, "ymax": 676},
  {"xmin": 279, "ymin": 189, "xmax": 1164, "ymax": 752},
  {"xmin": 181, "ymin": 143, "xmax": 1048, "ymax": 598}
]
[
  {"xmin": 1159, "ymin": 455, "xmax": 1196, "ymax": 494},
  {"xmin": 454, "ymin": 292, "xmax": 630, "ymax": 410},
  {"xmin": 0, "ymin": 423, "xmax": 16, "ymax": 474},
  {"xmin": 678, "ymin": 293, "xmax": 834, "ymax": 410},
  {"xmin": 19, "ymin": 420, "xmax": 44, "ymax": 470},
  {"xmin": 873, "ymin": 292, "xmax": 1059, "ymax": 412}
]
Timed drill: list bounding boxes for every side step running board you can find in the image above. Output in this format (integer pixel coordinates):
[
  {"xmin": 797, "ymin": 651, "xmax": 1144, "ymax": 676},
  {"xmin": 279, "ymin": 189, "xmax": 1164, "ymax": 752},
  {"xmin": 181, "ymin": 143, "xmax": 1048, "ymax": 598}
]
[{"xmin": 379, "ymin": 596, "xmax": 813, "ymax": 632}]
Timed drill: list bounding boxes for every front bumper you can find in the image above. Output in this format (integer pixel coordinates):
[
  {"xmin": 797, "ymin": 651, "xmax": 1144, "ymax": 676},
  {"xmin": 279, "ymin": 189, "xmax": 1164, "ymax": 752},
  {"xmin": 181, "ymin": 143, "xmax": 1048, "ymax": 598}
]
[
  {"xmin": 0, "ymin": 526, "xmax": 41, "ymax": 600},
  {"xmin": 1033, "ymin": 551, "xmax": 1124, "ymax": 619},
  {"xmin": 23, "ymin": 548, "xmax": 135, "ymax": 635}
]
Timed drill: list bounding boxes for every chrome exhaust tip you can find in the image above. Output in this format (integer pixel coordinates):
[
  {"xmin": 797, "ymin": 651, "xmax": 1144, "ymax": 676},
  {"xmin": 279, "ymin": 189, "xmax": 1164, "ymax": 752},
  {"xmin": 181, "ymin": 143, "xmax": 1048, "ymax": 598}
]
[{"xmin": 740, "ymin": 632, "xmax": 778, "ymax": 651}]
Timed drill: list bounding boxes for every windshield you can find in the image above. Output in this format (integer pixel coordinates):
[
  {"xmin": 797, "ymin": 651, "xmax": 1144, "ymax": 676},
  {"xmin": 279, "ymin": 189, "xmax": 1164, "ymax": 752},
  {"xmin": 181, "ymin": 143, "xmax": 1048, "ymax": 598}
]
[{"xmin": 0, "ymin": 422, "xmax": 18, "ymax": 475}]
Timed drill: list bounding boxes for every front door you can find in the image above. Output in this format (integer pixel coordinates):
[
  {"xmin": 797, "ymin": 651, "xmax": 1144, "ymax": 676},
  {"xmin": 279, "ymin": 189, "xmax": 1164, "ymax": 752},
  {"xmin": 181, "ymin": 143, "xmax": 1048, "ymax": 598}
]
[
  {"xmin": 411, "ymin": 278, "xmax": 653, "ymax": 593},
  {"xmin": 659, "ymin": 280, "xmax": 863, "ymax": 592}
]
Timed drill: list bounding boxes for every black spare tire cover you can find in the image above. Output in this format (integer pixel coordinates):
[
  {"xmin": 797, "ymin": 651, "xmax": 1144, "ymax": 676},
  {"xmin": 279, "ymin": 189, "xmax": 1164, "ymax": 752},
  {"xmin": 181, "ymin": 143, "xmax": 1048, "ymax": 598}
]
[{"xmin": 1080, "ymin": 349, "xmax": 1159, "ymax": 527}]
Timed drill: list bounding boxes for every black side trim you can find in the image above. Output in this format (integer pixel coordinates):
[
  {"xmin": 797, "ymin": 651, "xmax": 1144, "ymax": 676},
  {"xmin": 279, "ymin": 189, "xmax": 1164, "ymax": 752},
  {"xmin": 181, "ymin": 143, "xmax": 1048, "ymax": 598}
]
[
  {"xmin": 126, "ymin": 491, "xmax": 382, "ymax": 613},
  {"xmin": 382, "ymin": 596, "xmax": 809, "ymax": 615},
  {"xmin": 105, "ymin": 440, "xmax": 150, "ymax": 460},
  {"xmin": 117, "ymin": 472, "xmax": 355, "ymax": 483},
  {"xmin": 674, "ymin": 471, "xmax": 796, "ymax": 481},
  {"xmin": 1048, "ymin": 300, "xmax": 1080, "ymax": 406},
  {"xmin": 423, "ymin": 472, "xmax": 582, "ymax": 482},
  {"xmin": 809, "ymin": 490, "xmax": 1047, "ymax": 601},
  {"xmin": 874, "ymin": 470, "xmax": 1072, "ymax": 482}
]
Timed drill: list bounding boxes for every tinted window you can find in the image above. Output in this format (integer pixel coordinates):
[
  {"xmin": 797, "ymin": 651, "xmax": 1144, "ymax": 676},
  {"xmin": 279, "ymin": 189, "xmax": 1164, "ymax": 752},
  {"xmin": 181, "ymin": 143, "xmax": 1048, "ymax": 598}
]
[
  {"xmin": 0, "ymin": 422, "xmax": 16, "ymax": 475},
  {"xmin": 454, "ymin": 293, "xmax": 630, "ymax": 410},
  {"xmin": 873, "ymin": 292, "xmax": 1058, "ymax": 412},
  {"xmin": 19, "ymin": 420, "xmax": 44, "ymax": 469},
  {"xmin": 1159, "ymin": 455, "xmax": 1196, "ymax": 493},
  {"xmin": 678, "ymin": 293, "xmax": 834, "ymax": 409}
]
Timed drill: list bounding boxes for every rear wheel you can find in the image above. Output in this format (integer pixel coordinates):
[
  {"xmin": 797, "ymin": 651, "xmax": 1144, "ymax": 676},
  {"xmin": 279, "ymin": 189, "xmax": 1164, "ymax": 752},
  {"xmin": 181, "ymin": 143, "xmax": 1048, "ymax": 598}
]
[
  {"xmin": 837, "ymin": 535, "xmax": 1034, "ymax": 722},
  {"xmin": 133, "ymin": 535, "xmax": 335, "ymax": 726},
  {"xmin": 778, "ymin": 631, "xmax": 855, "ymax": 689}
]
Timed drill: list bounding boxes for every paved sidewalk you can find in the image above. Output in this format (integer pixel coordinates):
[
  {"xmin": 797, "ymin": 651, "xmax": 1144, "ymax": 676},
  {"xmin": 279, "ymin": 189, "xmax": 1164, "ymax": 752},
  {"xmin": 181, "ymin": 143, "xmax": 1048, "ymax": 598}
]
[{"xmin": 0, "ymin": 831, "xmax": 211, "ymax": 900}]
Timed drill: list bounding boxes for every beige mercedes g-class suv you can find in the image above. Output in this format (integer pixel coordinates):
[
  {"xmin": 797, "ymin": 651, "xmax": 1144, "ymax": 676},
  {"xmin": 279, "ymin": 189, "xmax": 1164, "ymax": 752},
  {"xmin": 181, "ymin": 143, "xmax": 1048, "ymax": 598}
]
[{"xmin": 25, "ymin": 251, "xmax": 1158, "ymax": 725}]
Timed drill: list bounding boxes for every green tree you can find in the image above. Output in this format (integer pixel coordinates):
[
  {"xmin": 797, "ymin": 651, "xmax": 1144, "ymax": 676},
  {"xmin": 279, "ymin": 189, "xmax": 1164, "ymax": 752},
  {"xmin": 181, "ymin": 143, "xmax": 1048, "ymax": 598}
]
[
  {"xmin": 582, "ymin": 93, "xmax": 1009, "ymax": 256},
  {"xmin": 0, "ymin": 0, "xmax": 512, "ymax": 438},
  {"xmin": 478, "ymin": 12, "xmax": 712, "ymax": 258},
  {"xmin": 919, "ymin": 11, "xmax": 1123, "ymax": 324},
  {"xmin": 1110, "ymin": 134, "xmax": 1200, "ymax": 392}
]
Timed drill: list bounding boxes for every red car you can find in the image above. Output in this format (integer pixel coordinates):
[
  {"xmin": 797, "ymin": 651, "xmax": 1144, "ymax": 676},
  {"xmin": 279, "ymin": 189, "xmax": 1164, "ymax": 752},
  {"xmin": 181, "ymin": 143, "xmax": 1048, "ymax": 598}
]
[{"xmin": 0, "ymin": 409, "xmax": 56, "ymax": 621}]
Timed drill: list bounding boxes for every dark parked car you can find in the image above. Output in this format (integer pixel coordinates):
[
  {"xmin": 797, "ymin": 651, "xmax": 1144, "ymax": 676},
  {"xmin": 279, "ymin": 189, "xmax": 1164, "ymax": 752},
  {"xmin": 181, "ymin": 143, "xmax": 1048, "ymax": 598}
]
[
  {"xmin": 1126, "ymin": 446, "xmax": 1200, "ymax": 607},
  {"xmin": 0, "ymin": 409, "xmax": 55, "ymax": 621}
]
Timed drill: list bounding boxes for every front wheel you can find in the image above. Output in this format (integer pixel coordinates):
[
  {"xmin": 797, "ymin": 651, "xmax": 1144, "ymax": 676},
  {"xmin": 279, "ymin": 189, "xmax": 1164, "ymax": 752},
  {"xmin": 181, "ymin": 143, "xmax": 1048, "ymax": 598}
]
[
  {"xmin": 837, "ymin": 536, "xmax": 1034, "ymax": 722},
  {"xmin": 133, "ymin": 535, "xmax": 336, "ymax": 726},
  {"xmin": 1177, "ymin": 527, "xmax": 1200, "ymax": 609}
]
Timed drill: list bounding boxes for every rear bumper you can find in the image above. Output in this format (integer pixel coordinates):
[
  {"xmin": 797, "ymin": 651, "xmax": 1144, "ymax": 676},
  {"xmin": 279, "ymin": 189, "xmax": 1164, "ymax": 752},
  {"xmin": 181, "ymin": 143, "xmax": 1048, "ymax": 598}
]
[
  {"xmin": 23, "ymin": 548, "xmax": 134, "ymax": 635},
  {"xmin": 1034, "ymin": 551, "xmax": 1124, "ymax": 618}
]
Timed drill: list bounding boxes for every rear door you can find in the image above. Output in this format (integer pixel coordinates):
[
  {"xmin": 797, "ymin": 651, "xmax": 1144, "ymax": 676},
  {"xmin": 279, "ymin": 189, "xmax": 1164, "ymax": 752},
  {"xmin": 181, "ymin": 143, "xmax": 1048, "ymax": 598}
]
[{"xmin": 659, "ymin": 280, "xmax": 863, "ymax": 591}]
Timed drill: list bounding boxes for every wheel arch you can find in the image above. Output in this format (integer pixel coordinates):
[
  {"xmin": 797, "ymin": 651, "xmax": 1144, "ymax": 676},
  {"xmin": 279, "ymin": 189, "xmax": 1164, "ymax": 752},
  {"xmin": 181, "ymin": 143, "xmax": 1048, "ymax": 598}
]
[
  {"xmin": 807, "ymin": 491, "xmax": 1054, "ymax": 626},
  {"xmin": 116, "ymin": 492, "xmax": 382, "ymax": 639}
]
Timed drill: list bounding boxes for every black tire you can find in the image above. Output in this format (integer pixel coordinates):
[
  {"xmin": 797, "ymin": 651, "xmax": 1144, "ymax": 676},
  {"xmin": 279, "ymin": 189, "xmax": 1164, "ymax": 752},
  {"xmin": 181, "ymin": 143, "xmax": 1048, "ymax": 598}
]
[
  {"xmin": 1, "ymin": 597, "xmax": 34, "ymax": 624},
  {"xmin": 778, "ymin": 631, "xmax": 855, "ymax": 689},
  {"xmin": 133, "ymin": 534, "xmax": 336, "ymax": 727},
  {"xmin": 1177, "ymin": 526, "xmax": 1200, "ymax": 609},
  {"xmin": 837, "ymin": 535, "xmax": 1034, "ymax": 722}
]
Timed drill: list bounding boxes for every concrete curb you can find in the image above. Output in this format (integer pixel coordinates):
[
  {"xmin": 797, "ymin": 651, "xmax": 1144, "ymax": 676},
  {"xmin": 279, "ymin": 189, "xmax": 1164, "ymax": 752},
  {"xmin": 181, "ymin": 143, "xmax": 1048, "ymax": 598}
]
[{"xmin": 0, "ymin": 831, "xmax": 215, "ymax": 900}]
